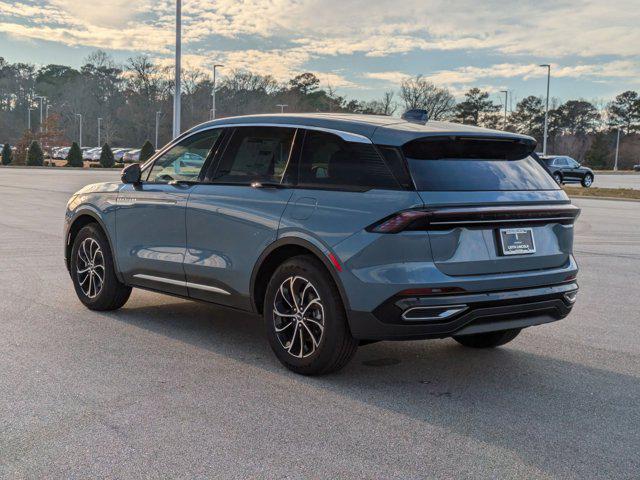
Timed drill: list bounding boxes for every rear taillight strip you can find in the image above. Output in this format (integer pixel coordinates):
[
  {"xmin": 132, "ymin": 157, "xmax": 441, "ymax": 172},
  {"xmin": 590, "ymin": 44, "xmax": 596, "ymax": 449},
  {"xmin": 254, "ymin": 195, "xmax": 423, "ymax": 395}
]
[{"xmin": 368, "ymin": 204, "xmax": 581, "ymax": 233}]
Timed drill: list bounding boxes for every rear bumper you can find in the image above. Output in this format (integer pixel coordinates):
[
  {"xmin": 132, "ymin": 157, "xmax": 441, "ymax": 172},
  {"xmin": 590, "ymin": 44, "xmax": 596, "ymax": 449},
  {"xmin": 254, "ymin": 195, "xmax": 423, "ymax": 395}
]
[{"xmin": 348, "ymin": 282, "xmax": 578, "ymax": 341}]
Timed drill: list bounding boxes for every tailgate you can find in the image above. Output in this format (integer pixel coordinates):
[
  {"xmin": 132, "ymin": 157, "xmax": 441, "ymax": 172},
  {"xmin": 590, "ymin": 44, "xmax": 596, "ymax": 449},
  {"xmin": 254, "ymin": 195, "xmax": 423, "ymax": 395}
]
[{"xmin": 418, "ymin": 191, "xmax": 579, "ymax": 276}]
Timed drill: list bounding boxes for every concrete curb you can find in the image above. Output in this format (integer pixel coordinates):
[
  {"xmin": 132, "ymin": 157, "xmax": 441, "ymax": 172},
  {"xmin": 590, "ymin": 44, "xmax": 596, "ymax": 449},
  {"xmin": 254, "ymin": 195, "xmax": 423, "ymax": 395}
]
[
  {"xmin": 569, "ymin": 195, "xmax": 640, "ymax": 203},
  {"xmin": 1, "ymin": 165, "xmax": 122, "ymax": 171}
]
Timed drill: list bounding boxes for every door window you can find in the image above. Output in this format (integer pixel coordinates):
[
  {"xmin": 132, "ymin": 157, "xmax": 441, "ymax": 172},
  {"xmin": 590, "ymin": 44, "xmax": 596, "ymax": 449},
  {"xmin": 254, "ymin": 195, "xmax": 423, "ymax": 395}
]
[
  {"xmin": 212, "ymin": 126, "xmax": 296, "ymax": 184},
  {"xmin": 298, "ymin": 130, "xmax": 400, "ymax": 190},
  {"xmin": 145, "ymin": 129, "xmax": 222, "ymax": 183}
]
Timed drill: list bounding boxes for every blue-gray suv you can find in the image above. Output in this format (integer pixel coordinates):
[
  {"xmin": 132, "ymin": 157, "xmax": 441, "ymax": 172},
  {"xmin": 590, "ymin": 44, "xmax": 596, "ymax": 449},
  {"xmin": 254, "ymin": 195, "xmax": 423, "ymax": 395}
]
[{"xmin": 65, "ymin": 113, "xmax": 580, "ymax": 375}]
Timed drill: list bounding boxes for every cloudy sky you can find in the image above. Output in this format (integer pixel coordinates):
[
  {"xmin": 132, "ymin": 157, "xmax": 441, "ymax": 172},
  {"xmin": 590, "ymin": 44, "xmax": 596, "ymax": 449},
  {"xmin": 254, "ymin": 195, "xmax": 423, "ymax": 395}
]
[{"xmin": 1, "ymin": 0, "xmax": 639, "ymax": 104}]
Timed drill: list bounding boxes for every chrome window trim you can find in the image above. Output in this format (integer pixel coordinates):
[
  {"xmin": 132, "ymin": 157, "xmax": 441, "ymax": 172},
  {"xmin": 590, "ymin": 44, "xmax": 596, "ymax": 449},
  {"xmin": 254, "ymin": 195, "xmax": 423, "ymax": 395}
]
[
  {"xmin": 208, "ymin": 123, "xmax": 372, "ymax": 144},
  {"xmin": 140, "ymin": 123, "xmax": 371, "ymax": 181}
]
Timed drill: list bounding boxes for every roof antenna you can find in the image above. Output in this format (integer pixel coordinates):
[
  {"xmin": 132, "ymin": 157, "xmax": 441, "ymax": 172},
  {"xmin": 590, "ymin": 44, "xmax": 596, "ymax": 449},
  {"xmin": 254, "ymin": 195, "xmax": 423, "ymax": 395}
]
[{"xmin": 401, "ymin": 109, "xmax": 429, "ymax": 125}]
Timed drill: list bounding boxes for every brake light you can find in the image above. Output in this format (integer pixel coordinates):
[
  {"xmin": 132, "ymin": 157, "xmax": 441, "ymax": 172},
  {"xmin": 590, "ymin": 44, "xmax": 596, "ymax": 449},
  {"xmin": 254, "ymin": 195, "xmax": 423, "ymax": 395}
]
[{"xmin": 368, "ymin": 210, "xmax": 429, "ymax": 233}]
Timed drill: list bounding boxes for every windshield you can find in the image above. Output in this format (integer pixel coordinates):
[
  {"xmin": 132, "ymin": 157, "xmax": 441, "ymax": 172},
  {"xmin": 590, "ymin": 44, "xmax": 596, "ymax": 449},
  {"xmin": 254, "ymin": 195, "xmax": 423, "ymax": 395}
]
[{"xmin": 403, "ymin": 137, "xmax": 559, "ymax": 191}]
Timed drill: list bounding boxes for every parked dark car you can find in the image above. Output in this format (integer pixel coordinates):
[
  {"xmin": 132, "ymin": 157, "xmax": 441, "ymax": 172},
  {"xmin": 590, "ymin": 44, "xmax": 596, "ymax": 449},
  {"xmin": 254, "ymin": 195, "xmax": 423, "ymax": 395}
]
[
  {"xmin": 64, "ymin": 114, "xmax": 580, "ymax": 375},
  {"xmin": 540, "ymin": 155, "xmax": 594, "ymax": 187}
]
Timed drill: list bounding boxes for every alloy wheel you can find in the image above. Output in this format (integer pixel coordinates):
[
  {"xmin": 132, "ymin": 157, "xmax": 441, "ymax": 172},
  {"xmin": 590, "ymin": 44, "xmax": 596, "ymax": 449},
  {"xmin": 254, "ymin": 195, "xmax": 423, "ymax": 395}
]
[
  {"xmin": 76, "ymin": 237, "xmax": 105, "ymax": 299},
  {"xmin": 583, "ymin": 175, "xmax": 593, "ymax": 187},
  {"xmin": 273, "ymin": 276, "xmax": 325, "ymax": 358}
]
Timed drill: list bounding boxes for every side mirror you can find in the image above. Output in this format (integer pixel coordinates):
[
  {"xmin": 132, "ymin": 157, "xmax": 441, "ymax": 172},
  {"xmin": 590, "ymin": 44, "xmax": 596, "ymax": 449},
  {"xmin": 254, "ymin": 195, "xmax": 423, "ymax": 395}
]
[{"xmin": 121, "ymin": 163, "xmax": 142, "ymax": 184}]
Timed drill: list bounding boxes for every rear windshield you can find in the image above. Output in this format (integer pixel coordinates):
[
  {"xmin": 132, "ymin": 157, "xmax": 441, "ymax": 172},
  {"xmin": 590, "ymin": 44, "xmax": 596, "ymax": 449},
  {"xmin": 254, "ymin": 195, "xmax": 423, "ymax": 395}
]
[{"xmin": 403, "ymin": 137, "xmax": 559, "ymax": 191}]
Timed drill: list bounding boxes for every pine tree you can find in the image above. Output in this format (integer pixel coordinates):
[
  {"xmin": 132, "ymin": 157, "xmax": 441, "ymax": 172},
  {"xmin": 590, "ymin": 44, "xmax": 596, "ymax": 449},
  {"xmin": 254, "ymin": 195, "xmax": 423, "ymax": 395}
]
[
  {"xmin": 1, "ymin": 143, "xmax": 12, "ymax": 165},
  {"xmin": 27, "ymin": 140, "xmax": 44, "ymax": 166},
  {"xmin": 139, "ymin": 140, "xmax": 155, "ymax": 163},
  {"xmin": 100, "ymin": 143, "xmax": 115, "ymax": 168},
  {"xmin": 67, "ymin": 142, "xmax": 84, "ymax": 167},
  {"xmin": 584, "ymin": 133, "xmax": 611, "ymax": 169}
]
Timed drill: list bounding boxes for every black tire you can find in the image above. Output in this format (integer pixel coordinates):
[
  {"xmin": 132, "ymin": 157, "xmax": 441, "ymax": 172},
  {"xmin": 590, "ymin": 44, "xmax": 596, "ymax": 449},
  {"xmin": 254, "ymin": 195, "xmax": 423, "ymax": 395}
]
[
  {"xmin": 70, "ymin": 224, "xmax": 132, "ymax": 311},
  {"xmin": 553, "ymin": 172, "xmax": 563, "ymax": 185},
  {"xmin": 264, "ymin": 255, "xmax": 358, "ymax": 375},
  {"xmin": 453, "ymin": 328, "xmax": 521, "ymax": 348},
  {"xmin": 581, "ymin": 173, "xmax": 593, "ymax": 188}
]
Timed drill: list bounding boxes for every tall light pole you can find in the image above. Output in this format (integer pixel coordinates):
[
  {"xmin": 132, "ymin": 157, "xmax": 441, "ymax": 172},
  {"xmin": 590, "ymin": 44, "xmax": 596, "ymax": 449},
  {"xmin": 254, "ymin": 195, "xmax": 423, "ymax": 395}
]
[
  {"xmin": 155, "ymin": 111, "xmax": 162, "ymax": 148},
  {"xmin": 97, "ymin": 117, "xmax": 102, "ymax": 146},
  {"xmin": 540, "ymin": 64, "xmax": 551, "ymax": 155},
  {"xmin": 211, "ymin": 64, "xmax": 224, "ymax": 120},
  {"xmin": 172, "ymin": 0, "xmax": 182, "ymax": 139},
  {"xmin": 614, "ymin": 126, "xmax": 621, "ymax": 171},
  {"xmin": 45, "ymin": 104, "xmax": 52, "ymax": 131},
  {"xmin": 35, "ymin": 96, "xmax": 45, "ymax": 132},
  {"xmin": 276, "ymin": 104, "xmax": 288, "ymax": 113},
  {"xmin": 500, "ymin": 90, "xmax": 508, "ymax": 130},
  {"xmin": 28, "ymin": 107, "xmax": 34, "ymax": 130},
  {"xmin": 75, "ymin": 113, "xmax": 83, "ymax": 148}
]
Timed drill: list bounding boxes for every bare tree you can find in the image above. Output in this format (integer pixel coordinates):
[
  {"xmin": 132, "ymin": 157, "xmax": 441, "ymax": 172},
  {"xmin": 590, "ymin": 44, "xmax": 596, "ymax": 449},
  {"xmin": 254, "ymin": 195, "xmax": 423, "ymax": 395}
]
[
  {"xmin": 399, "ymin": 75, "xmax": 455, "ymax": 120},
  {"xmin": 381, "ymin": 91, "xmax": 397, "ymax": 116}
]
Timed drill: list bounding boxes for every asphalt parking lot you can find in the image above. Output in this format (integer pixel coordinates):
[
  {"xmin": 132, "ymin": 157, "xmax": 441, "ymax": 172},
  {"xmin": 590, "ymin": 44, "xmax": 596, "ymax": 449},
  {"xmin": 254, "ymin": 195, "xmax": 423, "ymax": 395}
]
[
  {"xmin": 593, "ymin": 172, "xmax": 640, "ymax": 190},
  {"xmin": 1, "ymin": 168, "xmax": 639, "ymax": 479}
]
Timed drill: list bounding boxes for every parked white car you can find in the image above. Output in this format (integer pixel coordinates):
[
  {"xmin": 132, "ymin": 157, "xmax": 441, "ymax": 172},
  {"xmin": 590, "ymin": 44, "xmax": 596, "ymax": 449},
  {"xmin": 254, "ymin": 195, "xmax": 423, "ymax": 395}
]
[
  {"xmin": 123, "ymin": 149, "xmax": 141, "ymax": 163},
  {"xmin": 113, "ymin": 148, "xmax": 131, "ymax": 162}
]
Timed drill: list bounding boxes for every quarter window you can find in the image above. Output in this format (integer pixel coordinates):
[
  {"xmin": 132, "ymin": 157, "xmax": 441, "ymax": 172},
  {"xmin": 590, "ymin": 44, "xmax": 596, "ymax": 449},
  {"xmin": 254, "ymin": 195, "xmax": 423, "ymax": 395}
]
[
  {"xmin": 145, "ymin": 129, "xmax": 221, "ymax": 183},
  {"xmin": 213, "ymin": 126, "xmax": 296, "ymax": 184},
  {"xmin": 298, "ymin": 130, "xmax": 400, "ymax": 190}
]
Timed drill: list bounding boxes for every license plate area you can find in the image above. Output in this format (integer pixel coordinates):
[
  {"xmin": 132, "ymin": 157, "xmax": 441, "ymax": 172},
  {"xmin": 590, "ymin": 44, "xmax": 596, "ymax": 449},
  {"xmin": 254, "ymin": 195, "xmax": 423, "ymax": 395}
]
[{"xmin": 499, "ymin": 227, "xmax": 536, "ymax": 256}]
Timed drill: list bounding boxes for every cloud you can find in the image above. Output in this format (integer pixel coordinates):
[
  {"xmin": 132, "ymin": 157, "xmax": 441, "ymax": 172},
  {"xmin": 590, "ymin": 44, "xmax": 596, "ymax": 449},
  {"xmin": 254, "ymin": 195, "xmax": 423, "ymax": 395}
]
[
  {"xmin": 363, "ymin": 71, "xmax": 411, "ymax": 84},
  {"xmin": 1, "ymin": 0, "xmax": 639, "ymax": 97}
]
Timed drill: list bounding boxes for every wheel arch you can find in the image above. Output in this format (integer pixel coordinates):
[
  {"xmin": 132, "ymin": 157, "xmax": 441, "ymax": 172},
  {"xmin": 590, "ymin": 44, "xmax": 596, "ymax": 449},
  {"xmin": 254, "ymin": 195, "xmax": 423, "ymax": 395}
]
[
  {"xmin": 250, "ymin": 237, "xmax": 351, "ymax": 315},
  {"xmin": 66, "ymin": 210, "xmax": 122, "ymax": 281}
]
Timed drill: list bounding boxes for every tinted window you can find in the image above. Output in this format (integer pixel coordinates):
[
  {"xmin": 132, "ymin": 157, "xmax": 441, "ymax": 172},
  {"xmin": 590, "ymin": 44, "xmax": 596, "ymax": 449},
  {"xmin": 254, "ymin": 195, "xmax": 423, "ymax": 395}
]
[
  {"xmin": 404, "ymin": 138, "xmax": 558, "ymax": 191},
  {"xmin": 298, "ymin": 130, "xmax": 400, "ymax": 190},
  {"xmin": 213, "ymin": 127, "xmax": 295, "ymax": 184},
  {"xmin": 567, "ymin": 158, "xmax": 580, "ymax": 167},
  {"xmin": 145, "ymin": 129, "xmax": 221, "ymax": 183}
]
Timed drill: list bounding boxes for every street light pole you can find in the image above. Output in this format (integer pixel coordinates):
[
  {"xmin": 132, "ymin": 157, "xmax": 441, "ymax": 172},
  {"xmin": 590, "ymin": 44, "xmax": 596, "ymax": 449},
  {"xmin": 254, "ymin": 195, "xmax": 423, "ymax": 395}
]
[
  {"xmin": 276, "ymin": 104, "xmax": 288, "ymax": 113},
  {"xmin": 35, "ymin": 96, "xmax": 45, "ymax": 132},
  {"xmin": 98, "ymin": 117, "xmax": 102, "ymax": 146},
  {"xmin": 28, "ymin": 107, "xmax": 34, "ymax": 130},
  {"xmin": 155, "ymin": 111, "xmax": 162, "ymax": 148},
  {"xmin": 211, "ymin": 64, "xmax": 224, "ymax": 120},
  {"xmin": 76, "ymin": 113, "xmax": 83, "ymax": 148},
  {"xmin": 540, "ymin": 64, "xmax": 551, "ymax": 155},
  {"xmin": 500, "ymin": 90, "xmax": 508, "ymax": 130},
  {"xmin": 614, "ymin": 127, "xmax": 621, "ymax": 171},
  {"xmin": 172, "ymin": 0, "xmax": 182, "ymax": 139}
]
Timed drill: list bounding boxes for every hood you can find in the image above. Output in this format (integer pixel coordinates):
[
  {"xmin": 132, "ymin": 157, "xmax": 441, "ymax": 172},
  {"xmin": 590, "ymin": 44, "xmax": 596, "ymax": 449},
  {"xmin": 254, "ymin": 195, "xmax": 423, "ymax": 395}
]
[{"xmin": 74, "ymin": 182, "xmax": 122, "ymax": 195}]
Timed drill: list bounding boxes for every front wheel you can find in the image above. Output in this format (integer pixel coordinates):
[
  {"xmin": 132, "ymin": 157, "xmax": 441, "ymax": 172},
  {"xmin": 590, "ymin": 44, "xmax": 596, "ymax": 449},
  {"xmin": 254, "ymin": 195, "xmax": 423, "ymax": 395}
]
[
  {"xmin": 453, "ymin": 328, "xmax": 521, "ymax": 348},
  {"xmin": 553, "ymin": 172, "xmax": 563, "ymax": 185},
  {"xmin": 581, "ymin": 174, "xmax": 593, "ymax": 188},
  {"xmin": 70, "ymin": 224, "xmax": 132, "ymax": 311},
  {"xmin": 264, "ymin": 256, "xmax": 358, "ymax": 375}
]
